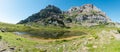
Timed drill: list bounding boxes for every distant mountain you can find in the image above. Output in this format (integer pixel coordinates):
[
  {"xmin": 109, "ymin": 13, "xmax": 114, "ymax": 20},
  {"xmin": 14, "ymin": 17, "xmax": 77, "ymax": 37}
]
[{"xmin": 18, "ymin": 4, "xmax": 112, "ymax": 27}]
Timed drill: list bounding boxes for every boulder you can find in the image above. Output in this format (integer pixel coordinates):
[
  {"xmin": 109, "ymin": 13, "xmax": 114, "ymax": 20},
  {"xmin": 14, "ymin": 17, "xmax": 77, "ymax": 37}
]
[{"xmin": 0, "ymin": 29, "xmax": 5, "ymax": 32}]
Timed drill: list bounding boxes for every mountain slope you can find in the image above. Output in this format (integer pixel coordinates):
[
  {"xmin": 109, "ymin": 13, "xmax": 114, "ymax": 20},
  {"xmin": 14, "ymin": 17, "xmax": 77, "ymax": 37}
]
[
  {"xmin": 18, "ymin": 5, "xmax": 65, "ymax": 27},
  {"xmin": 65, "ymin": 4, "xmax": 111, "ymax": 26},
  {"xmin": 18, "ymin": 4, "xmax": 112, "ymax": 27},
  {"xmin": 0, "ymin": 23, "xmax": 120, "ymax": 52}
]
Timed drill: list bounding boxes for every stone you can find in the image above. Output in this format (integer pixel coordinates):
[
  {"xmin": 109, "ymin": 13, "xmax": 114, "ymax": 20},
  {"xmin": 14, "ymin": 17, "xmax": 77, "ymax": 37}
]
[
  {"xmin": 9, "ymin": 47, "xmax": 15, "ymax": 50},
  {"xmin": 0, "ymin": 49, "xmax": 6, "ymax": 52},
  {"xmin": 92, "ymin": 45, "xmax": 97, "ymax": 48}
]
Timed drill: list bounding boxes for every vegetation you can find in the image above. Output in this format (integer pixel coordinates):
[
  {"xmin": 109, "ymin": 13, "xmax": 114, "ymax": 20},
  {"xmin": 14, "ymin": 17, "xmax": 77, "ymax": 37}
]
[
  {"xmin": 0, "ymin": 4, "xmax": 119, "ymax": 52},
  {"xmin": 0, "ymin": 22, "xmax": 120, "ymax": 52},
  {"xmin": 117, "ymin": 29, "xmax": 120, "ymax": 33}
]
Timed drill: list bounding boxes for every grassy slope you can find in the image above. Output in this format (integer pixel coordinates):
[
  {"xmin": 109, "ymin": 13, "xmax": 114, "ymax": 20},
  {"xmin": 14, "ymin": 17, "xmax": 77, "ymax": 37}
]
[
  {"xmin": 0, "ymin": 32, "xmax": 41, "ymax": 52},
  {"xmin": 0, "ymin": 22, "xmax": 120, "ymax": 52}
]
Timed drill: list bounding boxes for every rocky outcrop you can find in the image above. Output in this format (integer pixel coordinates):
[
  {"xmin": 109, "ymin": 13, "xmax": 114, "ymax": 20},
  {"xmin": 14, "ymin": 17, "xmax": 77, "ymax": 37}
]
[
  {"xmin": 67, "ymin": 4, "xmax": 111, "ymax": 25},
  {"xmin": 68, "ymin": 4, "xmax": 101, "ymax": 13},
  {"xmin": 18, "ymin": 5, "xmax": 65, "ymax": 27}
]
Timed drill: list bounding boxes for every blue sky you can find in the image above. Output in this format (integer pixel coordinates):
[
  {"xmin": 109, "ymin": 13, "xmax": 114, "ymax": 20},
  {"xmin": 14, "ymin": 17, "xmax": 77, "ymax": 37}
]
[{"xmin": 0, "ymin": 0, "xmax": 120, "ymax": 24}]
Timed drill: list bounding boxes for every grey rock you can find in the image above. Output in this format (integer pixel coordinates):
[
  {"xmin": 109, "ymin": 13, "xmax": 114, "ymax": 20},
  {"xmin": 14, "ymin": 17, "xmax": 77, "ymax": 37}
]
[{"xmin": 67, "ymin": 4, "xmax": 111, "ymax": 25}]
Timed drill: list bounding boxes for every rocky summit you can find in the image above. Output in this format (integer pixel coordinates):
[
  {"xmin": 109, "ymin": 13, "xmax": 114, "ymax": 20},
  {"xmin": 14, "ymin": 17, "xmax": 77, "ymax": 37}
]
[
  {"xmin": 18, "ymin": 4, "xmax": 112, "ymax": 27},
  {"xmin": 66, "ymin": 4, "xmax": 111, "ymax": 26}
]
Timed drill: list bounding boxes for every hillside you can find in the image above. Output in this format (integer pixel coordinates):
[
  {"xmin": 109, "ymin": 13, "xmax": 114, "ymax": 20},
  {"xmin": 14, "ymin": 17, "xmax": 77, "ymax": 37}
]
[{"xmin": 0, "ymin": 22, "xmax": 120, "ymax": 52}]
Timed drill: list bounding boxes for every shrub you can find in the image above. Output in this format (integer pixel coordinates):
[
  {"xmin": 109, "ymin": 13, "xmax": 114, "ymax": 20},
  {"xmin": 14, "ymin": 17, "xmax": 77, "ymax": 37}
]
[
  {"xmin": 117, "ymin": 29, "xmax": 120, "ymax": 33},
  {"xmin": 92, "ymin": 34, "xmax": 99, "ymax": 39},
  {"xmin": 0, "ymin": 36, "xmax": 2, "ymax": 40}
]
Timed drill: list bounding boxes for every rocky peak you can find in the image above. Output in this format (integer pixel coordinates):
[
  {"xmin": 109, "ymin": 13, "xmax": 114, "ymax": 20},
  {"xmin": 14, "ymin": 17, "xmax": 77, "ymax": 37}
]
[
  {"xmin": 67, "ymin": 4, "xmax": 111, "ymax": 26},
  {"xmin": 68, "ymin": 4, "xmax": 101, "ymax": 13}
]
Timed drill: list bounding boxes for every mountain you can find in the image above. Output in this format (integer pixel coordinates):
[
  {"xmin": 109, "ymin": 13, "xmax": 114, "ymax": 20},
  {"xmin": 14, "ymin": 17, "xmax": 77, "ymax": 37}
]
[
  {"xmin": 18, "ymin": 4, "xmax": 112, "ymax": 27},
  {"xmin": 65, "ymin": 4, "xmax": 111, "ymax": 26},
  {"xmin": 18, "ymin": 5, "xmax": 65, "ymax": 27}
]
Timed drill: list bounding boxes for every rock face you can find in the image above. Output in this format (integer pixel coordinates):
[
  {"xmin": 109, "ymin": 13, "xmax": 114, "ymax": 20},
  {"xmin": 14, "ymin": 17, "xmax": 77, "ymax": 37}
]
[
  {"xmin": 68, "ymin": 4, "xmax": 101, "ymax": 13},
  {"xmin": 18, "ymin": 4, "xmax": 112, "ymax": 26},
  {"xmin": 67, "ymin": 4, "xmax": 111, "ymax": 25},
  {"xmin": 18, "ymin": 5, "xmax": 65, "ymax": 27}
]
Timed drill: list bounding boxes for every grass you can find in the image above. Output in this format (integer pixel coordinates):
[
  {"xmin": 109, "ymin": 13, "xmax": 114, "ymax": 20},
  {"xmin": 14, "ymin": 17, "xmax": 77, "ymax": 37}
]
[
  {"xmin": 0, "ymin": 32, "xmax": 43, "ymax": 52},
  {"xmin": 0, "ymin": 22, "xmax": 120, "ymax": 52},
  {"xmin": 117, "ymin": 29, "xmax": 120, "ymax": 33},
  {"xmin": 89, "ymin": 40, "xmax": 120, "ymax": 52}
]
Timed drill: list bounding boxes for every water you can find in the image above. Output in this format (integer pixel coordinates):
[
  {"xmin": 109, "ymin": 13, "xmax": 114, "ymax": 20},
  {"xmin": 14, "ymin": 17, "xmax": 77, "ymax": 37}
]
[
  {"xmin": 13, "ymin": 31, "xmax": 87, "ymax": 39},
  {"xmin": 13, "ymin": 32, "xmax": 29, "ymax": 35}
]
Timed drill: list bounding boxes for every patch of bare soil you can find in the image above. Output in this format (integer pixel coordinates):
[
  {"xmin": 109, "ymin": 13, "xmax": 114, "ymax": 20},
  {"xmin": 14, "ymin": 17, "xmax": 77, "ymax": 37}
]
[{"xmin": 0, "ymin": 40, "xmax": 15, "ymax": 52}]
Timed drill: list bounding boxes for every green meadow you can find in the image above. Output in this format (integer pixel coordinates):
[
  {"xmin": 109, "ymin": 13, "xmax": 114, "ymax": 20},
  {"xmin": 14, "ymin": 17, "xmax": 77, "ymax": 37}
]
[{"xmin": 0, "ymin": 22, "xmax": 120, "ymax": 52}]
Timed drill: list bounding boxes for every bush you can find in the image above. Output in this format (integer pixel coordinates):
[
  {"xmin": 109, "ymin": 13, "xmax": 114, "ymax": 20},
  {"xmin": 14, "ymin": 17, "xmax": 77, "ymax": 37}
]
[
  {"xmin": 0, "ymin": 36, "xmax": 2, "ymax": 40},
  {"xmin": 117, "ymin": 29, "xmax": 120, "ymax": 33}
]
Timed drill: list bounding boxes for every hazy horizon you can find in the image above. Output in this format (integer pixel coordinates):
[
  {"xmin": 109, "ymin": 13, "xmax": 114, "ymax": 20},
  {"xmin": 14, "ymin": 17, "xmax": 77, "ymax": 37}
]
[{"xmin": 0, "ymin": 0, "xmax": 120, "ymax": 24}]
